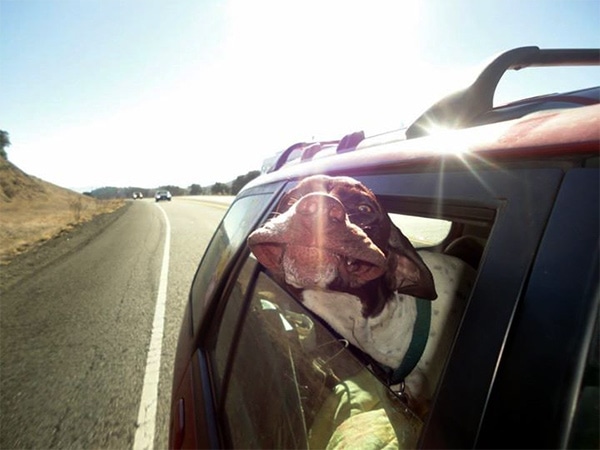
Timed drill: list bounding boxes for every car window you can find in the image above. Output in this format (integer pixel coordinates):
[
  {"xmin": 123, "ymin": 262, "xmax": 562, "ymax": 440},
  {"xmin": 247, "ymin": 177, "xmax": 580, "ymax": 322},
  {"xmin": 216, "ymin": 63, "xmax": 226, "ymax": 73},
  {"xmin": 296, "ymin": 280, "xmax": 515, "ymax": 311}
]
[
  {"xmin": 208, "ymin": 192, "xmax": 493, "ymax": 447},
  {"xmin": 215, "ymin": 269, "xmax": 423, "ymax": 449},
  {"xmin": 190, "ymin": 192, "xmax": 277, "ymax": 329}
]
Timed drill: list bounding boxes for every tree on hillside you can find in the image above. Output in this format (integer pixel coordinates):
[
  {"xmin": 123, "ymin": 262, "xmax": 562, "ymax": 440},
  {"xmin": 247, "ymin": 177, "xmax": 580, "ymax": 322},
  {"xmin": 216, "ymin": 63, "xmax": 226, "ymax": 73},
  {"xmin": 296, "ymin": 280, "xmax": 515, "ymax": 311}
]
[
  {"xmin": 0, "ymin": 130, "xmax": 10, "ymax": 159},
  {"xmin": 189, "ymin": 184, "xmax": 202, "ymax": 195},
  {"xmin": 211, "ymin": 182, "xmax": 230, "ymax": 195},
  {"xmin": 231, "ymin": 170, "xmax": 261, "ymax": 195}
]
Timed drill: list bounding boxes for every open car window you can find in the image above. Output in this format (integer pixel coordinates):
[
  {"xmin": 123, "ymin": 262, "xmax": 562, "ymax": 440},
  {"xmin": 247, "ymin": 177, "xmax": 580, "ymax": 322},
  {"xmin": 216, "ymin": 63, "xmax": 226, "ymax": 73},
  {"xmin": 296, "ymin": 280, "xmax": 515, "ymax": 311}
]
[{"xmin": 209, "ymin": 200, "xmax": 492, "ymax": 448}]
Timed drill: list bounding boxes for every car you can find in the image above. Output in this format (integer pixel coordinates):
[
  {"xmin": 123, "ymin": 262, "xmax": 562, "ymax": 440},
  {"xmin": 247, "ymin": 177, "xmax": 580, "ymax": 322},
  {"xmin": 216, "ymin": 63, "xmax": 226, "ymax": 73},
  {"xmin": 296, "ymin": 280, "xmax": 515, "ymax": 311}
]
[
  {"xmin": 155, "ymin": 190, "xmax": 172, "ymax": 202},
  {"xmin": 169, "ymin": 47, "xmax": 599, "ymax": 449},
  {"xmin": 132, "ymin": 191, "xmax": 143, "ymax": 200}
]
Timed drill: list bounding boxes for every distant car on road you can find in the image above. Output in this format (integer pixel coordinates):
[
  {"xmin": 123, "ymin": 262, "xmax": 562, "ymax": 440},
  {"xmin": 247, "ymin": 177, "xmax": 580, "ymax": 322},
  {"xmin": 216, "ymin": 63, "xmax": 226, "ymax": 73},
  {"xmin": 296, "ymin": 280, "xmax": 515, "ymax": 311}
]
[
  {"xmin": 132, "ymin": 192, "xmax": 143, "ymax": 200},
  {"xmin": 155, "ymin": 190, "xmax": 172, "ymax": 202}
]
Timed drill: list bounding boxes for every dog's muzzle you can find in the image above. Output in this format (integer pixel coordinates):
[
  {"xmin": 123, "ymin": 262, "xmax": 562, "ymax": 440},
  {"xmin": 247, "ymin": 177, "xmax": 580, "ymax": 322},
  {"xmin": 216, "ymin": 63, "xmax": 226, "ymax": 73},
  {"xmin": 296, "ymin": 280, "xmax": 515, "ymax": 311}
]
[{"xmin": 248, "ymin": 193, "xmax": 387, "ymax": 288}]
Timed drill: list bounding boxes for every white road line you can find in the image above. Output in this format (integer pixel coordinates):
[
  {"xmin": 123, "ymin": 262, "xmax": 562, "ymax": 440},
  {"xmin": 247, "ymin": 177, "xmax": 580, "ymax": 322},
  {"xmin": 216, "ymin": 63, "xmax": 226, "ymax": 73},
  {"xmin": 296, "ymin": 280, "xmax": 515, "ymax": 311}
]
[{"xmin": 133, "ymin": 204, "xmax": 171, "ymax": 450}]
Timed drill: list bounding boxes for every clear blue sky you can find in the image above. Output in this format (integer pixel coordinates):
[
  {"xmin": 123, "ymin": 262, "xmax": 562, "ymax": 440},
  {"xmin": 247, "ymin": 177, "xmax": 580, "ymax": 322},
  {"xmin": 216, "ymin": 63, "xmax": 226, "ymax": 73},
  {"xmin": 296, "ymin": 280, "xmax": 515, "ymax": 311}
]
[{"xmin": 1, "ymin": 0, "xmax": 599, "ymax": 190}]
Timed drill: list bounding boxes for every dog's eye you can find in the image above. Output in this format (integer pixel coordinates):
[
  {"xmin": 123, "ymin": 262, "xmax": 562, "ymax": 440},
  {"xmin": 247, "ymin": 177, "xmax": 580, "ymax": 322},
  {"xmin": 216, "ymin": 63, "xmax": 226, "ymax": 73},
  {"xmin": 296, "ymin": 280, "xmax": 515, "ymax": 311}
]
[{"xmin": 357, "ymin": 204, "xmax": 373, "ymax": 214}]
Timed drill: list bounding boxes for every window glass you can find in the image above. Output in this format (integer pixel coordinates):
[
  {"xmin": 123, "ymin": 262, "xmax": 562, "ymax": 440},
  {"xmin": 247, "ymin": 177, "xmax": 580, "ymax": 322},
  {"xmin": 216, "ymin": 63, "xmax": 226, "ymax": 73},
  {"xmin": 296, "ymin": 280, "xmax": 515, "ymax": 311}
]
[
  {"xmin": 190, "ymin": 193, "xmax": 274, "ymax": 329},
  {"xmin": 212, "ymin": 256, "xmax": 257, "ymax": 390},
  {"xmin": 389, "ymin": 213, "xmax": 452, "ymax": 247},
  {"xmin": 219, "ymin": 272, "xmax": 422, "ymax": 449}
]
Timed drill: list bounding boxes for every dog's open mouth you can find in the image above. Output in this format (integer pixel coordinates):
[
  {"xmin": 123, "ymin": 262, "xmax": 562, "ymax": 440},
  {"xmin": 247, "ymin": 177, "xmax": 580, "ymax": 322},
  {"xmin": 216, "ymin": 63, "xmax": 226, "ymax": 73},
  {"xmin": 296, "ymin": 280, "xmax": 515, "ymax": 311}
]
[{"xmin": 248, "ymin": 240, "xmax": 387, "ymax": 289}]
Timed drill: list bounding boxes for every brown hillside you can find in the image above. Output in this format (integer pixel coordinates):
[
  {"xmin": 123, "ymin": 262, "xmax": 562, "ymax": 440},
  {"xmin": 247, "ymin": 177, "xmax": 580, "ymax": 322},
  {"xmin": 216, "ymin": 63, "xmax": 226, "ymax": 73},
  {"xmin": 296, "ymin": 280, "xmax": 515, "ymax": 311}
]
[{"xmin": 0, "ymin": 157, "xmax": 124, "ymax": 264}]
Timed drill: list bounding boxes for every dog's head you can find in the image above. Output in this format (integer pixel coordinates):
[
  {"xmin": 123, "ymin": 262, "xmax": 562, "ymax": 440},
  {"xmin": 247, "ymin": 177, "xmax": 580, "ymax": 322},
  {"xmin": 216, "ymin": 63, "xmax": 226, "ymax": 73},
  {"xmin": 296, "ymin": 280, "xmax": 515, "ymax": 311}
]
[{"xmin": 247, "ymin": 175, "xmax": 437, "ymax": 316}]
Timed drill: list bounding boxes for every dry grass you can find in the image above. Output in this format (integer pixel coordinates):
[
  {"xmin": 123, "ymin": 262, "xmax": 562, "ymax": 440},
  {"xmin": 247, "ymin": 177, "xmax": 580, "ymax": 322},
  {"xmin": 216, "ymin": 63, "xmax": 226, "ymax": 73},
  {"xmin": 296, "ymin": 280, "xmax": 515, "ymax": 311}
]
[{"xmin": 0, "ymin": 158, "xmax": 124, "ymax": 264}]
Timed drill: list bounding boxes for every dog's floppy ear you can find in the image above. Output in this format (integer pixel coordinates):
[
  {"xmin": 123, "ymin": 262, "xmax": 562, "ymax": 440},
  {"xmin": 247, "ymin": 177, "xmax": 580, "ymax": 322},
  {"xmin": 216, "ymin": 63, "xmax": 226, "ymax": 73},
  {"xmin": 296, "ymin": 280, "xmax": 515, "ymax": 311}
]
[{"xmin": 386, "ymin": 225, "xmax": 437, "ymax": 300}]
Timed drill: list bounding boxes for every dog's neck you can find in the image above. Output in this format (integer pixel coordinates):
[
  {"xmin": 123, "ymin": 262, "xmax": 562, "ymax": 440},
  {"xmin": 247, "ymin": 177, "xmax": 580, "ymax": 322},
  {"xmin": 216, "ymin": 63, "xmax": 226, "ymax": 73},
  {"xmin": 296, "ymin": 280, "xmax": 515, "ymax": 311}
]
[
  {"xmin": 328, "ymin": 276, "xmax": 392, "ymax": 318},
  {"xmin": 301, "ymin": 289, "xmax": 418, "ymax": 369}
]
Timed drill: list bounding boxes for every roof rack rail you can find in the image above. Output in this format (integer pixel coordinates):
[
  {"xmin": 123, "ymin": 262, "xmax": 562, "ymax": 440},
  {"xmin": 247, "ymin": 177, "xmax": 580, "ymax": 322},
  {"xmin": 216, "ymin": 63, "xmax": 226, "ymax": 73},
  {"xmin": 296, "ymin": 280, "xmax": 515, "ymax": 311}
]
[
  {"xmin": 270, "ymin": 140, "xmax": 337, "ymax": 172},
  {"xmin": 406, "ymin": 46, "xmax": 600, "ymax": 139},
  {"xmin": 269, "ymin": 130, "xmax": 365, "ymax": 172},
  {"xmin": 336, "ymin": 130, "xmax": 365, "ymax": 153}
]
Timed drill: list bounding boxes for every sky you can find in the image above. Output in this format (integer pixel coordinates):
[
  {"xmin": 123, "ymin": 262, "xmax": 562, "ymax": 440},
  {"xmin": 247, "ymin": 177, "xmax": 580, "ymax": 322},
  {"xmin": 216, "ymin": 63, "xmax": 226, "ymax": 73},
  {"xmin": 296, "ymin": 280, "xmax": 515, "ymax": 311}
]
[{"xmin": 1, "ymin": 0, "xmax": 599, "ymax": 191}]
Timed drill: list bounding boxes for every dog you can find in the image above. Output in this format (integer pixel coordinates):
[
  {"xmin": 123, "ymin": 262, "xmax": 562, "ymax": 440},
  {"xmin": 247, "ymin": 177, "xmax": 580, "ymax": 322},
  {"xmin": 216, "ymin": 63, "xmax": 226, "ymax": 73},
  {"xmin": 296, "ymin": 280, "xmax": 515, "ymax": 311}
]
[{"xmin": 247, "ymin": 175, "xmax": 475, "ymax": 414}]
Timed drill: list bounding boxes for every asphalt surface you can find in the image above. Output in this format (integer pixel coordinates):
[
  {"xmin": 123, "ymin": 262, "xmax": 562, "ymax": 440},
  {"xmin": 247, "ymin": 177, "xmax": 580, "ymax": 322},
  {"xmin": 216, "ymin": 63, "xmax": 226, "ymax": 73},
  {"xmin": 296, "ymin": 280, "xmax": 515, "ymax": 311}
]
[{"xmin": 0, "ymin": 197, "xmax": 231, "ymax": 449}]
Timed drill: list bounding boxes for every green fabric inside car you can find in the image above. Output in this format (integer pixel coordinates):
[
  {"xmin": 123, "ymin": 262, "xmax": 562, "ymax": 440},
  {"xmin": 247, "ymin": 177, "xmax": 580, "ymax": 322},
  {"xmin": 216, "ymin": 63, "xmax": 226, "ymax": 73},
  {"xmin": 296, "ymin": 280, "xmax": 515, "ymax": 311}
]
[{"xmin": 308, "ymin": 369, "xmax": 422, "ymax": 449}]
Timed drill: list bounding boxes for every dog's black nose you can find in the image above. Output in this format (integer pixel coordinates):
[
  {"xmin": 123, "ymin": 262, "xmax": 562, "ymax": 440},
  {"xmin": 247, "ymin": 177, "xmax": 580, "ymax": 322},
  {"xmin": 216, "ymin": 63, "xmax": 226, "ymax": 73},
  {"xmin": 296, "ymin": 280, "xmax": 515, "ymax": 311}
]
[{"xmin": 295, "ymin": 193, "xmax": 346, "ymax": 224}]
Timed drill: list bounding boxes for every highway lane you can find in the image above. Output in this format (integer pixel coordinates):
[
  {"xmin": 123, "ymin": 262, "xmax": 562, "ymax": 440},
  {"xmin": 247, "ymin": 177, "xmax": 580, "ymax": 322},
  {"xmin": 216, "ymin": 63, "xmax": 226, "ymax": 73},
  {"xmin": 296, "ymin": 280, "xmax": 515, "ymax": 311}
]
[
  {"xmin": 0, "ymin": 197, "xmax": 232, "ymax": 449},
  {"xmin": 152, "ymin": 196, "xmax": 231, "ymax": 450}
]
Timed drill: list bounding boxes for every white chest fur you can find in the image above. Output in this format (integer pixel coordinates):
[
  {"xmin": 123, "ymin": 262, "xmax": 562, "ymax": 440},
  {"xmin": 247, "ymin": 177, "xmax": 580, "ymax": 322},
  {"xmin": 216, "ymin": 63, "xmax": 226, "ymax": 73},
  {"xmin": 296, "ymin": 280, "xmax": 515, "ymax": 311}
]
[
  {"xmin": 301, "ymin": 289, "xmax": 418, "ymax": 369},
  {"xmin": 301, "ymin": 251, "xmax": 475, "ymax": 400}
]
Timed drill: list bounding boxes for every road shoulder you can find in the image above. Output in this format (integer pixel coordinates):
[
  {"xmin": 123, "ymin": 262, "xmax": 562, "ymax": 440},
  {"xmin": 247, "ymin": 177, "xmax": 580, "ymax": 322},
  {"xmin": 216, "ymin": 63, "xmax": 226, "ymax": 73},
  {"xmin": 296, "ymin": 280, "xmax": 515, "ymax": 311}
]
[{"xmin": 0, "ymin": 203, "xmax": 131, "ymax": 294}]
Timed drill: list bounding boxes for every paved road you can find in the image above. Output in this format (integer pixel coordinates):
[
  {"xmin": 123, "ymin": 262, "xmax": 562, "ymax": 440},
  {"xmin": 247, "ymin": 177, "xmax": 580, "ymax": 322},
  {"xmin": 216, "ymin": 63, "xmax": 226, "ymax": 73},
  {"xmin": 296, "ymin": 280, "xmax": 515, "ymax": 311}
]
[{"xmin": 0, "ymin": 196, "xmax": 232, "ymax": 449}]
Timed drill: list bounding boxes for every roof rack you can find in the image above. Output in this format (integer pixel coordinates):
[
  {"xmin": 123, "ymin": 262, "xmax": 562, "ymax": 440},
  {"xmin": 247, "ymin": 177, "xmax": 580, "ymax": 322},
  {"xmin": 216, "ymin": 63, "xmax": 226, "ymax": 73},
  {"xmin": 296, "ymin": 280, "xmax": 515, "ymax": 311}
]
[
  {"xmin": 268, "ymin": 131, "xmax": 365, "ymax": 172},
  {"xmin": 405, "ymin": 46, "xmax": 600, "ymax": 138}
]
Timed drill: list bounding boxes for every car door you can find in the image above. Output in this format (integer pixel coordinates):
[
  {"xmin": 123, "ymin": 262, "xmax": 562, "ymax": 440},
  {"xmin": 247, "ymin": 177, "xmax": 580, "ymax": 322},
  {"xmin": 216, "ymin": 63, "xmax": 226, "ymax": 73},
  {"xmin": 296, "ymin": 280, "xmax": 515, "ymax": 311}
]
[
  {"xmin": 173, "ymin": 164, "xmax": 595, "ymax": 448},
  {"xmin": 476, "ymin": 167, "xmax": 599, "ymax": 449}
]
